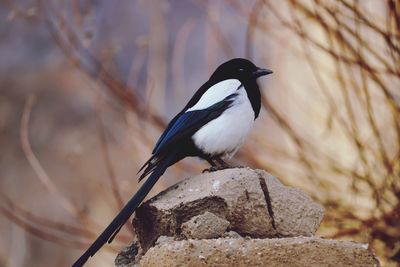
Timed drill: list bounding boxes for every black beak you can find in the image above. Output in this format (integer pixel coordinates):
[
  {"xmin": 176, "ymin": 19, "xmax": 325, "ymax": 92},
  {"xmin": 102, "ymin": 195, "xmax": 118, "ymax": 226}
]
[{"xmin": 253, "ymin": 68, "xmax": 273, "ymax": 78}]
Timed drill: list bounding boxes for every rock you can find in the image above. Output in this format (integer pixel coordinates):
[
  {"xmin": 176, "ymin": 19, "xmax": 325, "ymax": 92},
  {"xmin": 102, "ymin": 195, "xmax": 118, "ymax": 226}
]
[
  {"xmin": 181, "ymin": 211, "xmax": 230, "ymax": 239},
  {"xmin": 115, "ymin": 241, "xmax": 141, "ymax": 267},
  {"xmin": 140, "ymin": 237, "xmax": 380, "ymax": 267},
  {"xmin": 223, "ymin": 231, "xmax": 241, "ymax": 238},
  {"xmin": 132, "ymin": 168, "xmax": 324, "ymax": 251},
  {"xmin": 116, "ymin": 168, "xmax": 378, "ymax": 267},
  {"xmin": 154, "ymin": 236, "xmax": 175, "ymax": 246}
]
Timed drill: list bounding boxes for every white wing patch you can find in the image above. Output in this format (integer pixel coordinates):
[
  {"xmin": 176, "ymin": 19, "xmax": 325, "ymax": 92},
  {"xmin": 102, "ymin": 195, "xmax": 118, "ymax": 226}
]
[
  {"xmin": 187, "ymin": 79, "xmax": 242, "ymax": 112},
  {"xmin": 191, "ymin": 87, "xmax": 255, "ymax": 158}
]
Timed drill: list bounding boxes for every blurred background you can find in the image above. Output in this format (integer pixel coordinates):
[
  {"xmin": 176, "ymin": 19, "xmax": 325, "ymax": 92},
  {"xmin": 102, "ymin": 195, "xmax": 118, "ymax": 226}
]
[{"xmin": 0, "ymin": 0, "xmax": 399, "ymax": 266}]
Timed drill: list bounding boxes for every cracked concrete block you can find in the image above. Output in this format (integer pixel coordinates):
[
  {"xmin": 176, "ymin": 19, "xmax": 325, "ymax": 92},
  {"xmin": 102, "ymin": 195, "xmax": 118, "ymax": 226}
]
[
  {"xmin": 132, "ymin": 168, "xmax": 324, "ymax": 252},
  {"xmin": 139, "ymin": 237, "xmax": 380, "ymax": 267}
]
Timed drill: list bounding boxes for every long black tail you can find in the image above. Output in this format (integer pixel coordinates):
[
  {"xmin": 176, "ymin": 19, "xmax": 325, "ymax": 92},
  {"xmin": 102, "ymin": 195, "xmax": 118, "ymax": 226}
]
[{"xmin": 72, "ymin": 154, "xmax": 175, "ymax": 267}]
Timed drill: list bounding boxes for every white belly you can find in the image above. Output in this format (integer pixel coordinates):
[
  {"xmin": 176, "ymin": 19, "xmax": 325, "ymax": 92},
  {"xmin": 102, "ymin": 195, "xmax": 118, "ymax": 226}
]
[{"xmin": 191, "ymin": 87, "xmax": 255, "ymax": 158}]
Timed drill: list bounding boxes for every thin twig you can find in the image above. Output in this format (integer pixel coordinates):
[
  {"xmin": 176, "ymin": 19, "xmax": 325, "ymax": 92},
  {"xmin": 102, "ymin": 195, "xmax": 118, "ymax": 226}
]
[{"xmin": 20, "ymin": 94, "xmax": 80, "ymax": 218}]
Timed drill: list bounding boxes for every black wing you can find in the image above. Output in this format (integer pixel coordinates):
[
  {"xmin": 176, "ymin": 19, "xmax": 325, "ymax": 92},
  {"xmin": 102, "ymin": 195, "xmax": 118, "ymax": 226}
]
[{"xmin": 138, "ymin": 93, "xmax": 238, "ymax": 180}]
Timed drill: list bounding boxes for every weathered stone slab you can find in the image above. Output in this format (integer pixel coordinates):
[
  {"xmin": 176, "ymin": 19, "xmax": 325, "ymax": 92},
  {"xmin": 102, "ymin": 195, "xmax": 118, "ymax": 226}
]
[
  {"xmin": 132, "ymin": 168, "xmax": 324, "ymax": 251},
  {"xmin": 140, "ymin": 237, "xmax": 380, "ymax": 267}
]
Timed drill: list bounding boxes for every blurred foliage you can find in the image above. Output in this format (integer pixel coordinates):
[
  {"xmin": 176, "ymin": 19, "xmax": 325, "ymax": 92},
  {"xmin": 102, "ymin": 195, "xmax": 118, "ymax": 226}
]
[{"xmin": 0, "ymin": 0, "xmax": 399, "ymax": 266}]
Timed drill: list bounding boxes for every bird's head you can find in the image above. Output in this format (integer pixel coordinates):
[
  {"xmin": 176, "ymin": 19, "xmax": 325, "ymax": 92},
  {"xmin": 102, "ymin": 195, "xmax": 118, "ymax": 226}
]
[{"xmin": 210, "ymin": 58, "xmax": 273, "ymax": 82}]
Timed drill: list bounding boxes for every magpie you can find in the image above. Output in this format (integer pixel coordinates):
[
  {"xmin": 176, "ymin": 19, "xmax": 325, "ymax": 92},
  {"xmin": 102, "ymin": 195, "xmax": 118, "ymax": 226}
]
[{"xmin": 72, "ymin": 58, "xmax": 272, "ymax": 266}]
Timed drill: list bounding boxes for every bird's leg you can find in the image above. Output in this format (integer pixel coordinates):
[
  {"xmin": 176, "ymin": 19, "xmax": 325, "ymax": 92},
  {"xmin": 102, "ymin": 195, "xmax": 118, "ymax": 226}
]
[
  {"xmin": 206, "ymin": 158, "xmax": 217, "ymax": 167},
  {"xmin": 203, "ymin": 156, "xmax": 232, "ymax": 172},
  {"xmin": 215, "ymin": 157, "xmax": 231, "ymax": 169},
  {"xmin": 215, "ymin": 157, "xmax": 246, "ymax": 170},
  {"xmin": 202, "ymin": 157, "xmax": 219, "ymax": 173},
  {"xmin": 203, "ymin": 156, "xmax": 242, "ymax": 173}
]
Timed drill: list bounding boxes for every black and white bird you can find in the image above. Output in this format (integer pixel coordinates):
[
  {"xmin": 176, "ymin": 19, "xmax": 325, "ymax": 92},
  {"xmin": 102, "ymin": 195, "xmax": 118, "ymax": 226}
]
[{"xmin": 73, "ymin": 58, "xmax": 272, "ymax": 266}]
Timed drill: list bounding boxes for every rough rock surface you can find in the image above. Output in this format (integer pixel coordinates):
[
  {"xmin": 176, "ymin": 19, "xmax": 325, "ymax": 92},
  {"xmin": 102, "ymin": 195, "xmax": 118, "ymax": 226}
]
[
  {"xmin": 132, "ymin": 168, "xmax": 324, "ymax": 251},
  {"xmin": 181, "ymin": 211, "xmax": 230, "ymax": 239},
  {"xmin": 115, "ymin": 242, "xmax": 141, "ymax": 267},
  {"xmin": 115, "ymin": 168, "xmax": 380, "ymax": 266},
  {"xmin": 140, "ymin": 237, "xmax": 380, "ymax": 267}
]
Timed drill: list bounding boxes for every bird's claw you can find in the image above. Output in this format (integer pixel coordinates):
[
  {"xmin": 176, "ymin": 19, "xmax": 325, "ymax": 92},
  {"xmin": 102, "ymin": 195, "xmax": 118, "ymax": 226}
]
[
  {"xmin": 202, "ymin": 166, "xmax": 220, "ymax": 173},
  {"xmin": 202, "ymin": 165, "xmax": 234, "ymax": 173}
]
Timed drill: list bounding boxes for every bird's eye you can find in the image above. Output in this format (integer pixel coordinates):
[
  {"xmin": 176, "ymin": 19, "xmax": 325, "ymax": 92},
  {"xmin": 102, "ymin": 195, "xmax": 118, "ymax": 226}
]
[{"xmin": 238, "ymin": 68, "xmax": 244, "ymax": 72}]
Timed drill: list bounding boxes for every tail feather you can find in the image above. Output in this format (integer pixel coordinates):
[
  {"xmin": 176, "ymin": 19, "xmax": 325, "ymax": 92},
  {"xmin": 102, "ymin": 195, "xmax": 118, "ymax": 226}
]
[
  {"xmin": 138, "ymin": 155, "xmax": 162, "ymax": 181},
  {"xmin": 137, "ymin": 155, "xmax": 156, "ymax": 175},
  {"xmin": 72, "ymin": 154, "xmax": 175, "ymax": 267}
]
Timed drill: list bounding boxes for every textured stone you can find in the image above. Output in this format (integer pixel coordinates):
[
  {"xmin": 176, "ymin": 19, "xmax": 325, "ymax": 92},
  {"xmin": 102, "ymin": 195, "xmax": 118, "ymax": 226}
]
[
  {"xmin": 181, "ymin": 211, "xmax": 230, "ymax": 239},
  {"xmin": 222, "ymin": 231, "xmax": 241, "ymax": 238},
  {"xmin": 140, "ymin": 237, "xmax": 380, "ymax": 267},
  {"xmin": 114, "ymin": 242, "xmax": 141, "ymax": 267},
  {"xmin": 132, "ymin": 168, "xmax": 324, "ymax": 251}
]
